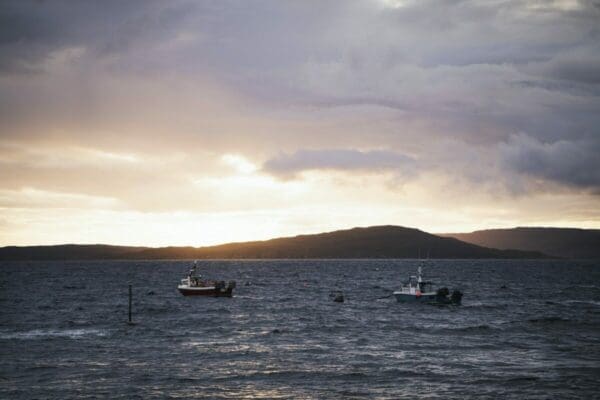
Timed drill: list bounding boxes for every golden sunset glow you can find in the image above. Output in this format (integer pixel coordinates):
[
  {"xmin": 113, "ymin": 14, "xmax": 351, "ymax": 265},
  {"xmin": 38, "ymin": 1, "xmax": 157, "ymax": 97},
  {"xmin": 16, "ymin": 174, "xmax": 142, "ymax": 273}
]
[{"xmin": 1, "ymin": 1, "xmax": 599, "ymax": 246}]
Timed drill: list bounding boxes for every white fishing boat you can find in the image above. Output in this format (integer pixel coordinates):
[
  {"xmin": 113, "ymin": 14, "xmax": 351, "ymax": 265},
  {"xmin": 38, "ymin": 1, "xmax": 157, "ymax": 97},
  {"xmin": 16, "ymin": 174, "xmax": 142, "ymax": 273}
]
[
  {"xmin": 177, "ymin": 261, "xmax": 236, "ymax": 297},
  {"xmin": 393, "ymin": 266, "xmax": 462, "ymax": 304}
]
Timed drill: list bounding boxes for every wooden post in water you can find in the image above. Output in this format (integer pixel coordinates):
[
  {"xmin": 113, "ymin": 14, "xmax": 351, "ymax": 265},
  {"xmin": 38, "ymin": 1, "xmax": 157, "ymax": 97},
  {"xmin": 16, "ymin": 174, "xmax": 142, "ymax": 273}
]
[{"xmin": 128, "ymin": 284, "xmax": 132, "ymax": 324}]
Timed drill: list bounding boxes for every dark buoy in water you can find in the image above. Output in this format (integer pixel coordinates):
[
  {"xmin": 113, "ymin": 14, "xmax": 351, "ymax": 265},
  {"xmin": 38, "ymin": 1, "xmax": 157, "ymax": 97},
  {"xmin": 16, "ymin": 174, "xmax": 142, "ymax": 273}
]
[{"xmin": 333, "ymin": 292, "xmax": 344, "ymax": 303}]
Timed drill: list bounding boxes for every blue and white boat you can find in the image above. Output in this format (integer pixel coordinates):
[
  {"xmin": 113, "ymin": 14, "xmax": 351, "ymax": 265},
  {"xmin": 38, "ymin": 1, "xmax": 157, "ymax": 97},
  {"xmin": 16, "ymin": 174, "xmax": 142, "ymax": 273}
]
[{"xmin": 393, "ymin": 266, "xmax": 462, "ymax": 304}]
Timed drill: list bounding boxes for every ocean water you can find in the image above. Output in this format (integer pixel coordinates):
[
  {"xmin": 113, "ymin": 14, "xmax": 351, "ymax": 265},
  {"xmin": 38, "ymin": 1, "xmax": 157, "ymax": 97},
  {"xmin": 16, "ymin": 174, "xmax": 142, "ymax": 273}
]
[{"xmin": 1, "ymin": 259, "xmax": 599, "ymax": 399}]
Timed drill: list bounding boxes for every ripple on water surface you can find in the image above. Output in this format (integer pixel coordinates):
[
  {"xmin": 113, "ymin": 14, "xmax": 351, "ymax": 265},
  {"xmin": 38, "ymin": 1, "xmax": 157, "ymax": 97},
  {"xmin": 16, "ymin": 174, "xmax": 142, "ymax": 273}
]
[{"xmin": 1, "ymin": 259, "xmax": 599, "ymax": 399}]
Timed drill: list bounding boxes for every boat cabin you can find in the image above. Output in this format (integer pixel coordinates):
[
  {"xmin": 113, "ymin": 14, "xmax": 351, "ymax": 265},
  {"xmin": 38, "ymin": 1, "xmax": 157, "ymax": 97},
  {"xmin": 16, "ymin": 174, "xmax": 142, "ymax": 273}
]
[{"xmin": 397, "ymin": 267, "xmax": 435, "ymax": 295}]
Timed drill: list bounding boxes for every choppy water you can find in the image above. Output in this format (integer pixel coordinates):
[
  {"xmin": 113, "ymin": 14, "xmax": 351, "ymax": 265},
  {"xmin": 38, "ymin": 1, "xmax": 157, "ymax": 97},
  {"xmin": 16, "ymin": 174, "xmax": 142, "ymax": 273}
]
[{"xmin": 1, "ymin": 259, "xmax": 599, "ymax": 399}]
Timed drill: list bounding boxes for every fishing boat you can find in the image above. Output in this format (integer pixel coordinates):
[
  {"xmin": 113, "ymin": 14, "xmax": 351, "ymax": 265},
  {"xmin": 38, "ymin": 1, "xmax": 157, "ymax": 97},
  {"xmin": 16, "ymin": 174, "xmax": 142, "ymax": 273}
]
[
  {"xmin": 177, "ymin": 261, "xmax": 236, "ymax": 297},
  {"xmin": 393, "ymin": 266, "xmax": 462, "ymax": 304}
]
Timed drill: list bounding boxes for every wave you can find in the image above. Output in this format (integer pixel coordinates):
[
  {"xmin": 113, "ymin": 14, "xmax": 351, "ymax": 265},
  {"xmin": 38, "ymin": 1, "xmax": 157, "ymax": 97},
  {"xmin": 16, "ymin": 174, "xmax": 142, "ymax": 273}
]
[
  {"xmin": 448, "ymin": 324, "xmax": 494, "ymax": 333},
  {"xmin": 563, "ymin": 300, "xmax": 600, "ymax": 307},
  {"xmin": 528, "ymin": 317, "xmax": 570, "ymax": 324},
  {"xmin": 527, "ymin": 316, "xmax": 570, "ymax": 324},
  {"xmin": 462, "ymin": 302, "xmax": 508, "ymax": 310},
  {"xmin": 506, "ymin": 376, "xmax": 540, "ymax": 382},
  {"xmin": 141, "ymin": 306, "xmax": 173, "ymax": 314},
  {"xmin": 214, "ymin": 369, "xmax": 372, "ymax": 382},
  {"xmin": 0, "ymin": 328, "xmax": 107, "ymax": 340},
  {"xmin": 562, "ymin": 285, "xmax": 600, "ymax": 290}
]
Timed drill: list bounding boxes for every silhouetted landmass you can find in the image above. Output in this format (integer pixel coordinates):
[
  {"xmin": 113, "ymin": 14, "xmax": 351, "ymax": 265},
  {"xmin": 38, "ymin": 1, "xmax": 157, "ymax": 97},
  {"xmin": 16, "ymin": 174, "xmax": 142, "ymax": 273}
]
[
  {"xmin": 0, "ymin": 226, "xmax": 547, "ymax": 260},
  {"xmin": 0, "ymin": 244, "xmax": 147, "ymax": 261},
  {"xmin": 443, "ymin": 227, "xmax": 600, "ymax": 259}
]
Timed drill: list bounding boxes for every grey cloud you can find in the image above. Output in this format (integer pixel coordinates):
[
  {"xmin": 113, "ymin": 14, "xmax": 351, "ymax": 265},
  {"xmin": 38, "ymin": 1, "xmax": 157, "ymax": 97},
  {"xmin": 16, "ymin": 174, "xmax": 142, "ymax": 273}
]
[
  {"xmin": 263, "ymin": 149, "xmax": 416, "ymax": 179},
  {"xmin": 1, "ymin": 0, "xmax": 600, "ymax": 200},
  {"xmin": 532, "ymin": 49, "xmax": 600, "ymax": 84},
  {"xmin": 0, "ymin": 0, "xmax": 193, "ymax": 73},
  {"xmin": 3, "ymin": 0, "xmax": 599, "ymax": 77},
  {"xmin": 500, "ymin": 133, "xmax": 600, "ymax": 191}
]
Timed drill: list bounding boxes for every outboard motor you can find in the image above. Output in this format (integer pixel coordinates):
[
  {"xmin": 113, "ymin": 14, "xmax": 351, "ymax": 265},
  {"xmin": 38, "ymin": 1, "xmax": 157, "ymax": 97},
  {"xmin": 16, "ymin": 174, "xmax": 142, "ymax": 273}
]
[
  {"xmin": 451, "ymin": 290, "xmax": 463, "ymax": 304},
  {"xmin": 228, "ymin": 281, "xmax": 237, "ymax": 289},
  {"xmin": 435, "ymin": 287, "xmax": 450, "ymax": 303}
]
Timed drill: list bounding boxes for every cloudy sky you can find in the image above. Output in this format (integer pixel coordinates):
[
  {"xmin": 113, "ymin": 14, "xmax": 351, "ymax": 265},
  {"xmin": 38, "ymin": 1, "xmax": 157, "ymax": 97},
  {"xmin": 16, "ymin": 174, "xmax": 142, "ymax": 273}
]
[{"xmin": 1, "ymin": 0, "xmax": 599, "ymax": 246}]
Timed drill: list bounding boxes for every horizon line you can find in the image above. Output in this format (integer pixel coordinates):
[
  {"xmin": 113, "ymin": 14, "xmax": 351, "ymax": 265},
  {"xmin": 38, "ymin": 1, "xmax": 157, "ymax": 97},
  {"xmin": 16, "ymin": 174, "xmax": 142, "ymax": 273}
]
[{"xmin": 1, "ymin": 224, "xmax": 596, "ymax": 249}]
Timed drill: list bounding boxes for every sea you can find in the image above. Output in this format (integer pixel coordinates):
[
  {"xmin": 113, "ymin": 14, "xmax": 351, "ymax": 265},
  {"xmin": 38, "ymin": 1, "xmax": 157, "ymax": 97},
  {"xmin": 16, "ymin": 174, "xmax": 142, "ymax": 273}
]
[{"xmin": 1, "ymin": 259, "xmax": 599, "ymax": 399}]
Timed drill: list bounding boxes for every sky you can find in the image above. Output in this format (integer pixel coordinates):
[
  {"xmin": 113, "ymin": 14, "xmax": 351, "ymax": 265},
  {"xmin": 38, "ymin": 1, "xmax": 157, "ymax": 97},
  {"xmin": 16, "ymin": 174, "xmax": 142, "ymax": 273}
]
[{"xmin": 1, "ymin": 0, "xmax": 599, "ymax": 247}]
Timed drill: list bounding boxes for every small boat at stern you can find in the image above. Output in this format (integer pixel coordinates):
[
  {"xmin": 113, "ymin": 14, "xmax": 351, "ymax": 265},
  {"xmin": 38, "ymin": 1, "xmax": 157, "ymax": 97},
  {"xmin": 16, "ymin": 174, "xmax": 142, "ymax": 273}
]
[
  {"xmin": 393, "ymin": 266, "xmax": 462, "ymax": 305},
  {"xmin": 178, "ymin": 261, "xmax": 236, "ymax": 297}
]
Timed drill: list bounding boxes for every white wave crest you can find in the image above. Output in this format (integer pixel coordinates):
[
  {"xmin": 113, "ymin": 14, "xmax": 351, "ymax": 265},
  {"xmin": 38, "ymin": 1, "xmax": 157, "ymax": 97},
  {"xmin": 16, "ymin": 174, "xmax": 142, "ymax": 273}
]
[{"xmin": 0, "ymin": 328, "xmax": 107, "ymax": 340}]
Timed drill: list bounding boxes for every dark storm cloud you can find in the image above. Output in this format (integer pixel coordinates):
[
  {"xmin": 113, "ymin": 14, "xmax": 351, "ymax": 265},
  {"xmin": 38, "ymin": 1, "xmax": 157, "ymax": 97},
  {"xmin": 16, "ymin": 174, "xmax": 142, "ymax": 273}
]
[
  {"xmin": 1, "ymin": 0, "xmax": 600, "ymax": 195},
  {"xmin": 536, "ymin": 49, "xmax": 600, "ymax": 84},
  {"xmin": 0, "ymin": 0, "xmax": 193, "ymax": 73},
  {"xmin": 263, "ymin": 149, "xmax": 416, "ymax": 179},
  {"xmin": 500, "ymin": 133, "xmax": 600, "ymax": 191}
]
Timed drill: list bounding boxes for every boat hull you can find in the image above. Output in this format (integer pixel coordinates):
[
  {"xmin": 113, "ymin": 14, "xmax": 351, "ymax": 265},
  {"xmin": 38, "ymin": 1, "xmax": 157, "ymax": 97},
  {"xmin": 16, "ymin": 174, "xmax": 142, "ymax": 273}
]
[
  {"xmin": 178, "ymin": 286, "xmax": 233, "ymax": 297},
  {"xmin": 394, "ymin": 292, "xmax": 461, "ymax": 304},
  {"xmin": 394, "ymin": 293, "xmax": 436, "ymax": 303}
]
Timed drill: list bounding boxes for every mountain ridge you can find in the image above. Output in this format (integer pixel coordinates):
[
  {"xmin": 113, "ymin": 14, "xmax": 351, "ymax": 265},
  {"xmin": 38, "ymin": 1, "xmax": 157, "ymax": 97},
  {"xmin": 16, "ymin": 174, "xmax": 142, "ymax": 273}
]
[
  {"xmin": 0, "ymin": 225, "xmax": 548, "ymax": 260},
  {"xmin": 442, "ymin": 227, "xmax": 600, "ymax": 259}
]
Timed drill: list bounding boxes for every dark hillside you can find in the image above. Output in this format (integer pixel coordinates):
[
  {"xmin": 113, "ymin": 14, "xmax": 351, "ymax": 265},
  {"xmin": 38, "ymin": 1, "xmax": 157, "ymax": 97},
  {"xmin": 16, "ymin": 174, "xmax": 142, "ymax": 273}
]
[
  {"xmin": 0, "ymin": 226, "xmax": 547, "ymax": 260},
  {"xmin": 443, "ymin": 227, "xmax": 600, "ymax": 259},
  {"xmin": 0, "ymin": 244, "xmax": 146, "ymax": 261}
]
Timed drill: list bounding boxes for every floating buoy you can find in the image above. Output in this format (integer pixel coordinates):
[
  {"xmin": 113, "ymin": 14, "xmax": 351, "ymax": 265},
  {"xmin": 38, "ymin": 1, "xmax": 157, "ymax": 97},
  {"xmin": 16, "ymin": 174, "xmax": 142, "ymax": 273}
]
[{"xmin": 329, "ymin": 290, "xmax": 344, "ymax": 303}]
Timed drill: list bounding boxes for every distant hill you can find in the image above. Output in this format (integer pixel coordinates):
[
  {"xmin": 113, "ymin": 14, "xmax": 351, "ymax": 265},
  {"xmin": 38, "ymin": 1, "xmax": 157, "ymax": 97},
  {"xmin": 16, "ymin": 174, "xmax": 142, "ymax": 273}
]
[
  {"xmin": 442, "ymin": 227, "xmax": 600, "ymax": 259},
  {"xmin": 0, "ymin": 225, "xmax": 547, "ymax": 260},
  {"xmin": 0, "ymin": 244, "xmax": 147, "ymax": 261}
]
